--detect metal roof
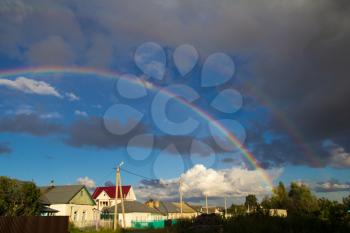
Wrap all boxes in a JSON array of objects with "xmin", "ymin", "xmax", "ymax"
[
  {"xmin": 103, "ymin": 201, "xmax": 162, "ymax": 214},
  {"xmin": 40, "ymin": 185, "xmax": 85, "ymax": 204}
]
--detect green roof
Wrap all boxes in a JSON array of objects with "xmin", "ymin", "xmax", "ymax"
[{"xmin": 40, "ymin": 185, "xmax": 86, "ymax": 204}]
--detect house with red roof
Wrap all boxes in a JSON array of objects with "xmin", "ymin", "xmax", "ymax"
[{"xmin": 92, "ymin": 186, "xmax": 137, "ymax": 210}]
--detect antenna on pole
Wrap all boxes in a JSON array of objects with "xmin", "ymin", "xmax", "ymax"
[
  {"xmin": 179, "ymin": 178, "xmax": 183, "ymax": 218},
  {"xmin": 205, "ymin": 194, "xmax": 209, "ymax": 214},
  {"xmin": 224, "ymin": 196, "xmax": 227, "ymax": 218}
]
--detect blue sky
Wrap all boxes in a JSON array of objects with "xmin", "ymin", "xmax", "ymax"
[{"xmin": 0, "ymin": 0, "xmax": 350, "ymax": 204}]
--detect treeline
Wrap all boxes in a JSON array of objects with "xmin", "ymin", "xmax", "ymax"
[
  {"xmin": 0, "ymin": 176, "xmax": 41, "ymax": 216},
  {"xmin": 174, "ymin": 182, "xmax": 350, "ymax": 233},
  {"xmin": 229, "ymin": 182, "xmax": 350, "ymax": 222}
]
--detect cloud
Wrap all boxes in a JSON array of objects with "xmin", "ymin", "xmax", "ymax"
[
  {"xmin": 315, "ymin": 179, "xmax": 350, "ymax": 193},
  {"xmin": 322, "ymin": 140, "xmax": 350, "ymax": 168},
  {"xmin": 135, "ymin": 164, "xmax": 282, "ymax": 201},
  {"xmin": 26, "ymin": 36, "xmax": 76, "ymax": 66},
  {"xmin": 0, "ymin": 114, "xmax": 62, "ymax": 136},
  {"xmin": 77, "ymin": 176, "xmax": 96, "ymax": 189},
  {"xmin": 1, "ymin": 0, "xmax": 349, "ymax": 169},
  {"xmin": 74, "ymin": 110, "xmax": 88, "ymax": 117},
  {"xmin": 5, "ymin": 105, "xmax": 61, "ymax": 119},
  {"xmin": 65, "ymin": 92, "xmax": 80, "ymax": 101},
  {"xmin": 40, "ymin": 112, "xmax": 62, "ymax": 119},
  {"xmin": 0, "ymin": 77, "xmax": 62, "ymax": 97},
  {"xmin": 0, "ymin": 142, "xmax": 12, "ymax": 155}
]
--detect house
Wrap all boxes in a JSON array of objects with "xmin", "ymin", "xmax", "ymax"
[
  {"xmin": 40, "ymin": 185, "xmax": 97, "ymax": 228},
  {"xmin": 269, "ymin": 209, "xmax": 287, "ymax": 217},
  {"xmin": 188, "ymin": 204, "xmax": 223, "ymax": 215},
  {"xmin": 102, "ymin": 201, "xmax": 165, "ymax": 228},
  {"xmin": 145, "ymin": 200, "xmax": 197, "ymax": 219},
  {"xmin": 201, "ymin": 206, "xmax": 223, "ymax": 215},
  {"xmin": 92, "ymin": 186, "xmax": 137, "ymax": 211}
]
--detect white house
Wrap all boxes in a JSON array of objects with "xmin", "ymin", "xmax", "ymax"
[
  {"xmin": 92, "ymin": 186, "xmax": 136, "ymax": 211},
  {"xmin": 40, "ymin": 185, "xmax": 97, "ymax": 228}
]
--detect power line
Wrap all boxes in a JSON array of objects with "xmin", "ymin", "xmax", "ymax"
[{"xmin": 120, "ymin": 167, "xmax": 155, "ymax": 181}]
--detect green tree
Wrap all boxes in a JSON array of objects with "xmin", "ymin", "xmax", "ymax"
[
  {"xmin": 228, "ymin": 204, "xmax": 246, "ymax": 217},
  {"xmin": 343, "ymin": 195, "xmax": 350, "ymax": 210},
  {"xmin": 0, "ymin": 176, "xmax": 40, "ymax": 216},
  {"xmin": 245, "ymin": 194, "xmax": 258, "ymax": 212},
  {"xmin": 288, "ymin": 182, "xmax": 319, "ymax": 216}
]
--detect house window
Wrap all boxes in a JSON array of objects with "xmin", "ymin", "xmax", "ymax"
[
  {"xmin": 82, "ymin": 211, "xmax": 86, "ymax": 222},
  {"xmin": 73, "ymin": 211, "xmax": 78, "ymax": 221}
]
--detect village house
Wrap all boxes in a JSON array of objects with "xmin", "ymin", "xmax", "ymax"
[
  {"xmin": 145, "ymin": 200, "xmax": 197, "ymax": 219},
  {"xmin": 101, "ymin": 201, "xmax": 165, "ymax": 228},
  {"xmin": 92, "ymin": 186, "xmax": 137, "ymax": 211},
  {"xmin": 40, "ymin": 185, "xmax": 97, "ymax": 228}
]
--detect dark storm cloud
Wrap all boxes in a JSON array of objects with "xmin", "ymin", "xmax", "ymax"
[
  {"xmin": 1, "ymin": 0, "xmax": 350, "ymax": 167},
  {"xmin": 315, "ymin": 179, "xmax": 350, "ymax": 193},
  {"xmin": 0, "ymin": 142, "xmax": 11, "ymax": 155},
  {"xmin": 64, "ymin": 116, "xmax": 227, "ymax": 156},
  {"xmin": 0, "ymin": 114, "xmax": 62, "ymax": 136}
]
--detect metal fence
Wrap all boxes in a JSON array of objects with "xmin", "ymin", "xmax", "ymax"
[{"xmin": 0, "ymin": 216, "xmax": 68, "ymax": 233}]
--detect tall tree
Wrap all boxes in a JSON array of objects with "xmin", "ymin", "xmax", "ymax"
[
  {"xmin": 343, "ymin": 195, "xmax": 350, "ymax": 210},
  {"xmin": 245, "ymin": 194, "xmax": 258, "ymax": 212},
  {"xmin": 0, "ymin": 176, "xmax": 40, "ymax": 216},
  {"xmin": 288, "ymin": 182, "xmax": 319, "ymax": 216}
]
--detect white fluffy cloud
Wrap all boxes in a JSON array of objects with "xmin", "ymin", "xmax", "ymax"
[
  {"xmin": 0, "ymin": 77, "xmax": 80, "ymax": 102},
  {"xmin": 323, "ymin": 141, "xmax": 350, "ymax": 168},
  {"xmin": 77, "ymin": 176, "xmax": 96, "ymax": 189},
  {"xmin": 65, "ymin": 92, "xmax": 80, "ymax": 101},
  {"xmin": 135, "ymin": 164, "xmax": 282, "ymax": 201},
  {"xmin": 0, "ymin": 77, "xmax": 62, "ymax": 97},
  {"xmin": 74, "ymin": 110, "xmax": 88, "ymax": 117}
]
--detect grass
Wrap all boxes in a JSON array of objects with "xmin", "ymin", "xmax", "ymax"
[{"xmin": 69, "ymin": 227, "xmax": 168, "ymax": 233}]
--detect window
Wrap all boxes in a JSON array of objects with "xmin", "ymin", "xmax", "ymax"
[
  {"xmin": 73, "ymin": 211, "xmax": 78, "ymax": 221},
  {"xmin": 82, "ymin": 211, "xmax": 86, "ymax": 222}
]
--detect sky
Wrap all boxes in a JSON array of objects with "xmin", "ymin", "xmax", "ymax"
[{"xmin": 0, "ymin": 0, "xmax": 350, "ymax": 205}]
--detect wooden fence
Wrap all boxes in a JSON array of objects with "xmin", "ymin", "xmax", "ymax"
[{"xmin": 0, "ymin": 216, "xmax": 68, "ymax": 233}]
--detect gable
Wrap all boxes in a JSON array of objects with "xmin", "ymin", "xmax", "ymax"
[
  {"xmin": 70, "ymin": 187, "xmax": 95, "ymax": 205},
  {"xmin": 96, "ymin": 190, "xmax": 111, "ymax": 200},
  {"xmin": 92, "ymin": 186, "xmax": 131, "ymax": 199}
]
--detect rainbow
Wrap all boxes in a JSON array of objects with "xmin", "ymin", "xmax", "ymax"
[
  {"xmin": 0, "ymin": 66, "xmax": 274, "ymax": 188},
  {"xmin": 242, "ymin": 82, "xmax": 321, "ymax": 167}
]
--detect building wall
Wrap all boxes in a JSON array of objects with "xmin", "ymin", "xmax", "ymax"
[
  {"xmin": 70, "ymin": 188, "xmax": 95, "ymax": 205},
  {"xmin": 116, "ymin": 213, "xmax": 165, "ymax": 228},
  {"xmin": 49, "ymin": 204, "xmax": 98, "ymax": 227},
  {"xmin": 95, "ymin": 188, "xmax": 137, "ymax": 211}
]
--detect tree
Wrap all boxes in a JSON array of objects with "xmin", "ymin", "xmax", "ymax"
[
  {"xmin": 343, "ymin": 195, "xmax": 350, "ymax": 210},
  {"xmin": 245, "ymin": 194, "xmax": 258, "ymax": 212},
  {"xmin": 228, "ymin": 204, "xmax": 246, "ymax": 217},
  {"xmin": 0, "ymin": 176, "xmax": 40, "ymax": 216},
  {"xmin": 288, "ymin": 182, "xmax": 319, "ymax": 216}
]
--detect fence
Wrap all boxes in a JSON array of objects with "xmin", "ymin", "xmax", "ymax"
[{"xmin": 0, "ymin": 216, "xmax": 68, "ymax": 233}]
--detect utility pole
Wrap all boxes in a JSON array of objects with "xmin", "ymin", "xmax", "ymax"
[
  {"xmin": 224, "ymin": 197, "xmax": 227, "ymax": 218},
  {"xmin": 113, "ymin": 167, "xmax": 118, "ymax": 230},
  {"xmin": 205, "ymin": 195, "xmax": 208, "ymax": 214},
  {"xmin": 113, "ymin": 162, "xmax": 126, "ymax": 230},
  {"xmin": 117, "ymin": 166, "xmax": 126, "ymax": 228},
  {"xmin": 179, "ymin": 179, "xmax": 183, "ymax": 218}
]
